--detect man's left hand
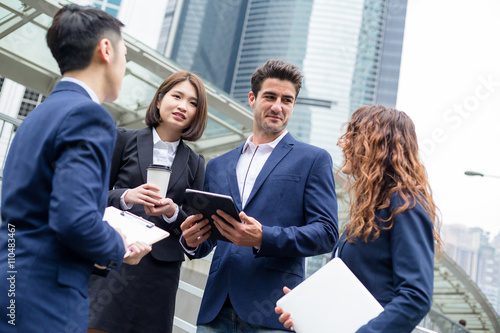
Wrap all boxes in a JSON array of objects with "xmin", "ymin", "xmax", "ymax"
[
  {"xmin": 213, "ymin": 210, "xmax": 263, "ymax": 247},
  {"xmin": 123, "ymin": 241, "xmax": 152, "ymax": 265}
]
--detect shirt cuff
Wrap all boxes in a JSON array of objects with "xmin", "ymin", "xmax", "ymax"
[
  {"xmin": 162, "ymin": 205, "xmax": 179, "ymax": 224},
  {"xmin": 120, "ymin": 190, "xmax": 133, "ymax": 210},
  {"xmin": 179, "ymin": 235, "xmax": 197, "ymax": 255}
]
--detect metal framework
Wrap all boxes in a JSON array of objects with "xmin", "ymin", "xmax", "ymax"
[
  {"xmin": 0, "ymin": 0, "xmax": 253, "ymax": 159},
  {"xmin": 432, "ymin": 253, "xmax": 500, "ymax": 332}
]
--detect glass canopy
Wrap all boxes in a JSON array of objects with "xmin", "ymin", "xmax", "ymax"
[
  {"xmin": 0, "ymin": 0, "xmax": 254, "ymax": 159},
  {"xmin": 431, "ymin": 253, "xmax": 500, "ymax": 333}
]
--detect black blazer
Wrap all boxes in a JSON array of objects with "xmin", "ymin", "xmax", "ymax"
[{"xmin": 108, "ymin": 127, "xmax": 205, "ymax": 262}]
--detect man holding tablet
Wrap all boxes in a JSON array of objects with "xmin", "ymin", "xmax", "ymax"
[{"xmin": 181, "ymin": 59, "xmax": 338, "ymax": 332}]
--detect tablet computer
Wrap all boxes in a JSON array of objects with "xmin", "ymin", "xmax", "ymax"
[{"xmin": 185, "ymin": 189, "xmax": 241, "ymax": 242}]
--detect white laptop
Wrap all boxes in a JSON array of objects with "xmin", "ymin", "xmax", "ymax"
[
  {"xmin": 276, "ymin": 258, "xmax": 436, "ymax": 333},
  {"xmin": 276, "ymin": 257, "xmax": 383, "ymax": 333}
]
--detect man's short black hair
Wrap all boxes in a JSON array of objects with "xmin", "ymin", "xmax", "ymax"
[
  {"xmin": 251, "ymin": 59, "xmax": 303, "ymax": 98},
  {"xmin": 46, "ymin": 4, "xmax": 124, "ymax": 75}
]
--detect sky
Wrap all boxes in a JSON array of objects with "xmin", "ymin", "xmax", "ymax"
[{"xmin": 397, "ymin": 0, "xmax": 500, "ymax": 237}]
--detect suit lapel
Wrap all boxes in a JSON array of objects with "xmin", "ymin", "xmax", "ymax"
[
  {"xmin": 136, "ymin": 127, "xmax": 153, "ymax": 184},
  {"xmin": 227, "ymin": 145, "xmax": 244, "ymax": 211},
  {"xmin": 169, "ymin": 139, "xmax": 189, "ymax": 192},
  {"xmin": 245, "ymin": 133, "xmax": 294, "ymax": 206}
]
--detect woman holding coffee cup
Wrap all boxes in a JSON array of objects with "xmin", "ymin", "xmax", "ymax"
[{"xmin": 88, "ymin": 71, "xmax": 208, "ymax": 333}]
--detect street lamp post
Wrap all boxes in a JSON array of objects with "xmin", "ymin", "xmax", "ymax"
[{"xmin": 464, "ymin": 170, "xmax": 500, "ymax": 179}]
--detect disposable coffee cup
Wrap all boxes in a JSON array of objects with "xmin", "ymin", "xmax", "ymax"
[{"xmin": 147, "ymin": 164, "xmax": 172, "ymax": 198}]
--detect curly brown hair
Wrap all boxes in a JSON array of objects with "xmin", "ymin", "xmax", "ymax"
[{"xmin": 338, "ymin": 105, "xmax": 442, "ymax": 254}]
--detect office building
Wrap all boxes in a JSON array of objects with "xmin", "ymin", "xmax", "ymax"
[
  {"xmin": 161, "ymin": 0, "xmax": 408, "ymax": 164},
  {"xmin": 443, "ymin": 224, "xmax": 500, "ymax": 315}
]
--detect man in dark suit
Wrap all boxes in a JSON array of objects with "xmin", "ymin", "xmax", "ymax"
[
  {"xmin": 181, "ymin": 59, "xmax": 339, "ymax": 331},
  {"xmin": 0, "ymin": 4, "xmax": 149, "ymax": 332}
]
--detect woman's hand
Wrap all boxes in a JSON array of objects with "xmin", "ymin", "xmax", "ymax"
[
  {"xmin": 124, "ymin": 184, "xmax": 163, "ymax": 207},
  {"xmin": 144, "ymin": 198, "xmax": 177, "ymax": 217},
  {"xmin": 275, "ymin": 286, "xmax": 294, "ymax": 331}
]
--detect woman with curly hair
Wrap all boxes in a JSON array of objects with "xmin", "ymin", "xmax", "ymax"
[{"xmin": 277, "ymin": 105, "xmax": 442, "ymax": 332}]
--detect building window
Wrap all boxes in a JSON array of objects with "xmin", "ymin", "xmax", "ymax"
[
  {"xmin": 93, "ymin": 0, "xmax": 121, "ymax": 17},
  {"xmin": 18, "ymin": 88, "xmax": 45, "ymax": 119},
  {"xmin": 0, "ymin": 76, "xmax": 4, "ymax": 94}
]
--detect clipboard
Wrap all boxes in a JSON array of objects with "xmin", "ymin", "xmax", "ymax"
[
  {"xmin": 103, "ymin": 206, "xmax": 169, "ymax": 247},
  {"xmin": 184, "ymin": 189, "xmax": 241, "ymax": 242}
]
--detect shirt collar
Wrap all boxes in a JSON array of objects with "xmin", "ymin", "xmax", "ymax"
[
  {"xmin": 60, "ymin": 77, "xmax": 100, "ymax": 104},
  {"xmin": 242, "ymin": 130, "xmax": 288, "ymax": 153},
  {"xmin": 152, "ymin": 127, "xmax": 180, "ymax": 149}
]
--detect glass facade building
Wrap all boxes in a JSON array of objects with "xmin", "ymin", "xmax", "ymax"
[
  {"xmin": 161, "ymin": 0, "xmax": 407, "ymax": 166},
  {"xmin": 298, "ymin": 0, "xmax": 364, "ymax": 163},
  {"xmin": 156, "ymin": 0, "xmax": 178, "ymax": 55},
  {"xmin": 229, "ymin": 0, "xmax": 315, "ymax": 146},
  {"xmin": 93, "ymin": 0, "xmax": 122, "ymax": 17},
  {"xmin": 159, "ymin": 0, "xmax": 251, "ymax": 139},
  {"xmin": 229, "ymin": 0, "xmax": 312, "ymax": 100},
  {"xmin": 349, "ymin": 0, "xmax": 408, "ymax": 115},
  {"xmin": 163, "ymin": 0, "xmax": 248, "ymax": 93}
]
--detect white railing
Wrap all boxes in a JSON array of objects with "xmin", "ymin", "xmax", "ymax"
[{"xmin": 0, "ymin": 112, "xmax": 21, "ymax": 179}]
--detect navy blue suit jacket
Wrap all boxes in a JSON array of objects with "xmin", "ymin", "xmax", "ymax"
[
  {"xmin": 193, "ymin": 133, "xmax": 338, "ymax": 330},
  {"xmin": 0, "ymin": 82, "xmax": 125, "ymax": 332},
  {"xmin": 336, "ymin": 193, "xmax": 434, "ymax": 333}
]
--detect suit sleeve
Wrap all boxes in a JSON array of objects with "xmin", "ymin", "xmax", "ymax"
[
  {"xmin": 49, "ymin": 104, "xmax": 125, "ymax": 267},
  {"xmin": 168, "ymin": 153, "xmax": 206, "ymax": 238},
  {"xmin": 189, "ymin": 158, "xmax": 218, "ymax": 259},
  {"xmin": 109, "ymin": 127, "xmax": 127, "ymax": 191},
  {"xmin": 257, "ymin": 150, "xmax": 338, "ymax": 257},
  {"xmin": 356, "ymin": 202, "xmax": 434, "ymax": 333},
  {"xmin": 108, "ymin": 127, "xmax": 128, "ymax": 207}
]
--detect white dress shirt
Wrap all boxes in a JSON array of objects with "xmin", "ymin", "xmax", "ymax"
[
  {"xmin": 120, "ymin": 128, "xmax": 180, "ymax": 223},
  {"xmin": 181, "ymin": 130, "xmax": 288, "ymax": 254},
  {"xmin": 236, "ymin": 130, "xmax": 288, "ymax": 208},
  {"xmin": 60, "ymin": 77, "xmax": 100, "ymax": 104},
  {"xmin": 152, "ymin": 127, "xmax": 179, "ymax": 167}
]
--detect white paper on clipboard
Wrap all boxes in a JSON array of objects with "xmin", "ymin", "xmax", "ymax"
[{"xmin": 103, "ymin": 206, "xmax": 169, "ymax": 246}]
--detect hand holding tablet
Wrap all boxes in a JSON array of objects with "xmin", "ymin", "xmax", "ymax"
[{"xmin": 185, "ymin": 189, "xmax": 241, "ymax": 242}]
